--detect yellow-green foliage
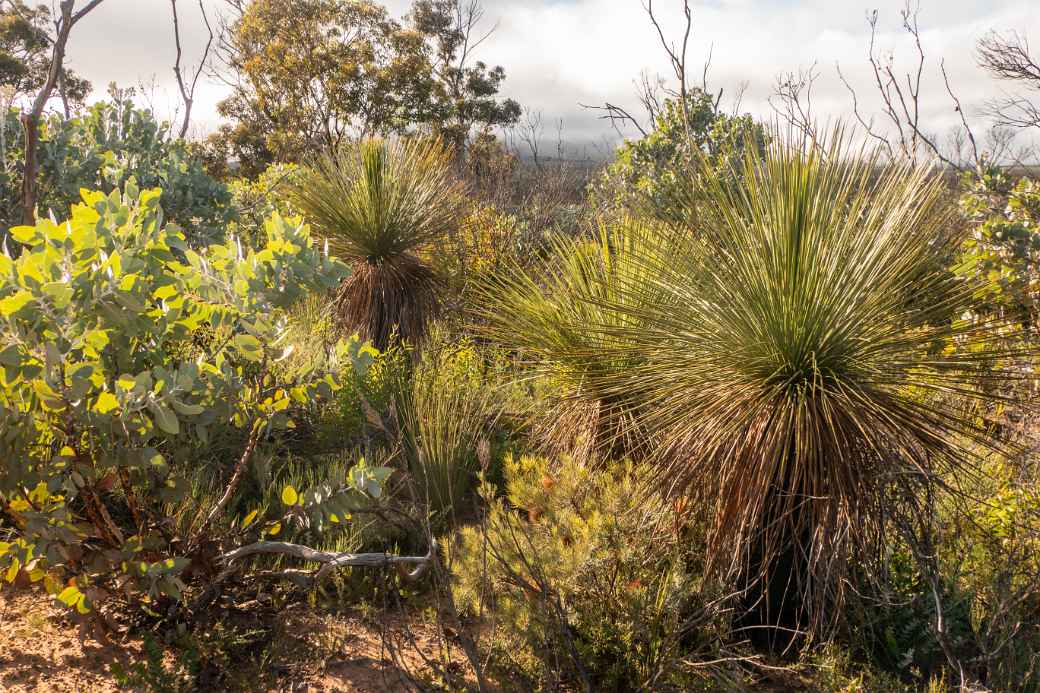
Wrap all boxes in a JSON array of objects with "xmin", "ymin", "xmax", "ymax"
[
  {"xmin": 441, "ymin": 203, "xmax": 525, "ymax": 277},
  {"xmin": 397, "ymin": 335, "xmax": 500, "ymax": 523},
  {"xmin": 334, "ymin": 338, "xmax": 407, "ymax": 442},
  {"xmin": 0, "ymin": 183, "xmax": 391, "ymax": 616},
  {"xmin": 478, "ymin": 217, "xmax": 674, "ymax": 460},
  {"xmin": 227, "ymin": 163, "xmax": 301, "ymax": 246},
  {"xmin": 452, "ymin": 453, "xmax": 735, "ymax": 691},
  {"xmin": 942, "ymin": 457, "xmax": 1040, "ymax": 690}
]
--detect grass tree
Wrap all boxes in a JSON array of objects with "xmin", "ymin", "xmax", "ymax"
[
  {"xmin": 586, "ymin": 132, "xmax": 1031, "ymax": 644},
  {"xmin": 479, "ymin": 218, "xmax": 674, "ymax": 461},
  {"xmin": 291, "ymin": 138, "xmax": 465, "ymax": 349}
]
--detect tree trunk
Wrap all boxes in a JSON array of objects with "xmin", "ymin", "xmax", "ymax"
[
  {"xmin": 19, "ymin": 0, "xmax": 107, "ymax": 224},
  {"xmin": 738, "ymin": 450, "xmax": 815, "ymax": 655},
  {"xmin": 19, "ymin": 112, "xmax": 40, "ymax": 225}
]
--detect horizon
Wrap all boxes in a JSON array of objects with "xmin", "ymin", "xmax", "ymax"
[{"xmin": 55, "ymin": 0, "xmax": 1039, "ymax": 160}]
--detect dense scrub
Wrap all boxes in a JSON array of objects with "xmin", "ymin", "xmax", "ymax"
[{"xmin": 1, "ymin": 29, "xmax": 1040, "ymax": 690}]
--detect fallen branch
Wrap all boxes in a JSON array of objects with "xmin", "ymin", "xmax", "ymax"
[{"xmin": 220, "ymin": 540, "xmax": 437, "ymax": 584}]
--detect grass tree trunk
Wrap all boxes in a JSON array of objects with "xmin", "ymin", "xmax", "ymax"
[{"xmin": 739, "ymin": 448, "xmax": 815, "ymax": 655}]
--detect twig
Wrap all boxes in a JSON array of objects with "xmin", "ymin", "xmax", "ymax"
[{"xmin": 170, "ymin": 0, "xmax": 215, "ymax": 139}]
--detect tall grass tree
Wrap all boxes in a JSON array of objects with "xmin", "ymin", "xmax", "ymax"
[
  {"xmin": 291, "ymin": 138, "xmax": 465, "ymax": 349},
  {"xmin": 589, "ymin": 131, "xmax": 1033, "ymax": 642}
]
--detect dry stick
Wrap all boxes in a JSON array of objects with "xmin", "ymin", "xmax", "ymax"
[
  {"xmin": 118, "ymin": 468, "xmax": 144, "ymax": 535},
  {"xmin": 190, "ymin": 419, "xmax": 263, "ymax": 547},
  {"xmin": 66, "ymin": 432, "xmax": 124, "ymax": 546},
  {"xmin": 941, "ymin": 58, "xmax": 981, "ymax": 169},
  {"xmin": 647, "ymin": 0, "xmax": 693, "ymax": 141},
  {"xmin": 192, "ymin": 540, "xmax": 436, "ymax": 618},
  {"xmin": 170, "ymin": 0, "xmax": 214, "ymax": 140}
]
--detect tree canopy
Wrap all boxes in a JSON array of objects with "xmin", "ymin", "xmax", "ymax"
[
  {"xmin": 209, "ymin": 0, "xmax": 519, "ymax": 176},
  {"xmin": 0, "ymin": 1, "xmax": 90, "ymax": 111}
]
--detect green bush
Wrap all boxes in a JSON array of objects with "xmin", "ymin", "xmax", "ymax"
[
  {"xmin": 226, "ymin": 162, "xmax": 301, "ymax": 247},
  {"xmin": 0, "ymin": 182, "xmax": 392, "ymax": 617},
  {"xmin": 333, "ymin": 337, "xmax": 409, "ymax": 445},
  {"xmin": 0, "ymin": 88, "xmax": 231, "ymax": 243},
  {"xmin": 452, "ymin": 453, "xmax": 738, "ymax": 691},
  {"xmin": 590, "ymin": 91, "xmax": 766, "ymax": 222},
  {"xmin": 957, "ymin": 166, "xmax": 1040, "ymax": 331},
  {"xmin": 939, "ymin": 457, "xmax": 1040, "ymax": 690},
  {"xmin": 844, "ymin": 547, "xmax": 975, "ymax": 684}
]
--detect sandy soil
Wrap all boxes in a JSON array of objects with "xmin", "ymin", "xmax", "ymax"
[
  {"xmin": 0, "ymin": 587, "xmax": 483, "ymax": 692},
  {"xmin": 0, "ymin": 588, "xmax": 130, "ymax": 692}
]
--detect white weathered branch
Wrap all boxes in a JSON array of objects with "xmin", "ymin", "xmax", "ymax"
[{"xmin": 221, "ymin": 540, "xmax": 437, "ymax": 583}]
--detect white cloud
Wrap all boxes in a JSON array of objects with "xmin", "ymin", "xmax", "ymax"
[{"xmin": 62, "ymin": 0, "xmax": 1039, "ymax": 152}]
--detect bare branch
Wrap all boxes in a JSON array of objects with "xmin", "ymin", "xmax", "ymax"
[
  {"xmin": 170, "ymin": 0, "xmax": 215, "ymax": 140},
  {"xmin": 837, "ymin": 61, "xmax": 895, "ymax": 159},
  {"xmin": 579, "ymin": 102, "xmax": 648, "ymax": 139},
  {"xmin": 940, "ymin": 58, "xmax": 980, "ymax": 168},
  {"xmin": 515, "ymin": 108, "xmax": 544, "ymax": 168},
  {"xmin": 977, "ymin": 30, "xmax": 1040, "ymax": 132},
  {"xmin": 646, "ymin": 0, "xmax": 693, "ymax": 140},
  {"xmin": 837, "ymin": 2, "xmax": 977, "ymax": 170},
  {"xmin": 221, "ymin": 540, "xmax": 437, "ymax": 584},
  {"xmin": 192, "ymin": 398, "xmax": 267, "ymax": 548},
  {"xmin": 978, "ymin": 31, "xmax": 1040, "ymax": 85},
  {"xmin": 770, "ymin": 62, "xmax": 820, "ymax": 145},
  {"xmin": 70, "ymin": 0, "xmax": 105, "ymax": 25}
]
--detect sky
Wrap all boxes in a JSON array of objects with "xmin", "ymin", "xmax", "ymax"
[{"xmin": 63, "ymin": 0, "xmax": 1039, "ymax": 158}]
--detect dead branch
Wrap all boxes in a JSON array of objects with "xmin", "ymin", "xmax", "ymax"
[
  {"xmin": 978, "ymin": 31, "xmax": 1040, "ymax": 85},
  {"xmin": 170, "ymin": 0, "xmax": 215, "ymax": 140},
  {"xmin": 581, "ymin": 0, "xmax": 700, "ymax": 140},
  {"xmin": 646, "ymin": 0, "xmax": 693, "ymax": 140},
  {"xmin": 221, "ymin": 540, "xmax": 437, "ymax": 584},
  {"xmin": 515, "ymin": 108, "xmax": 544, "ymax": 168},
  {"xmin": 977, "ymin": 31, "xmax": 1040, "ymax": 131},
  {"xmin": 191, "ymin": 410, "xmax": 266, "ymax": 545},
  {"xmin": 837, "ymin": 2, "xmax": 978, "ymax": 170},
  {"xmin": 578, "ymin": 102, "xmax": 648, "ymax": 139},
  {"xmin": 940, "ymin": 58, "xmax": 980, "ymax": 168},
  {"xmin": 770, "ymin": 62, "xmax": 821, "ymax": 145}
]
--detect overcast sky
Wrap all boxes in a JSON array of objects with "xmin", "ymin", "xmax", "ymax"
[{"xmin": 63, "ymin": 0, "xmax": 1039, "ymax": 157}]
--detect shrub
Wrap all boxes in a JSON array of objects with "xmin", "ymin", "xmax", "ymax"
[
  {"xmin": 432, "ymin": 201, "xmax": 527, "ymax": 310},
  {"xmin": 337, "ymin": 344, "xmax": 408, "ymax": 446},
  {"xmin": 394, "ymin": 335, "xmax": 499, "ymax": 525},
  {"xmin": 225, "ymin": 162, "xmax": 301, "ymax": 248},
  {"xmin": 0, "ymin": 183, "xmax": 399, "ymax": 620},
  {"xmin": 452, "ymin": 453, "xmax": 739, "ymax": 691},
  {"xmin": 590, "ymin": 90, "xmax": 766, "ymax": 222},
  {"xmin": 290, "ymin": 137, "xmax": 465, "ymax": 349},
  {"xmin": 843, "ymin": 545, "xmax": 976, "ymax": 684},
  {"xmin": 958, "ymin": 165, "xmax": 1040, "ymax": 331},
  {"xmin": 938, "ymin": 455, "xmax": 1040, "ymax": 690},
  {"xmin": 0, "ymin": 87, "xmax": 232, "ymax": 242}
]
